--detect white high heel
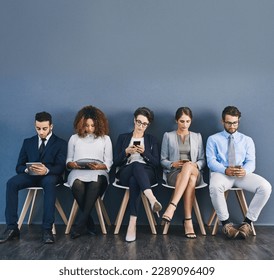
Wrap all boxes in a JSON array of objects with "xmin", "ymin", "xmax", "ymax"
[
  {"xmin": 151, "ymin": 201, "xmax": 162, "ymax": 217},
  {"xmin": 125, "ymin": 226, "xmax": 136, "ymax": 242}
]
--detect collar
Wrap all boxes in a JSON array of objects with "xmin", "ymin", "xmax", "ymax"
[
  {"xmin": 222, "ymin": 130, "xmax": 239, "ymax": 140},
  {"xmin": 39, "ymin": 132, "xmax": 52, "ymax": 143}
]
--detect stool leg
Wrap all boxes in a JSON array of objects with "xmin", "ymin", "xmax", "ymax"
[
  {"xmin": 162, "ymin": 220, "xmax": 170, "ymax": 235},
  {"xmin": 55, "ymin": 198, "xmax": 68, "ymax": 225},
  {"xmin": 114, "ymin": 190, "xmax": 129, "ymax": 234},
  {"xmin": 65, "ymin": 200, "xmax": 79, "ymax": 234},
  {"xmin": 27, "ymin": 189, "xmax": 38, "ymax": 225},
  {"xmin": 18, "ymin": 189, "xmax": 35, "ymax": 229},
  {"xmin": 95, "ymin": 199, "xmax": 107, "ymax": 234},
  {"xmin": 193, "ymin": 196, "xmax": 206, "ymax": 235},
  {"xmin": 52, "ymin": 224, "xmax": 56, "ymax": 235},
  {"xmin": 211, "ymin": 216, "xmax": 220, "ymax": 235},
  {"xmin": 99, "ymin": 198, "xmax": 111, "ymax": 226},
  {"xmin": 141, "ymin": 194, "xmax": 157, "ymax": 234},
  {"xmin": 207, "ymin": 209, "xmax": 217, "ymax": 226},
  {"xmin": 211, "ymin": 191, "xmax": 229, "ymax": 235}
]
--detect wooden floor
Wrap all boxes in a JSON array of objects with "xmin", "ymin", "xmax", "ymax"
[{"xmin": 0, "ymin": 224, "xmax": 274, "ymax": 260}]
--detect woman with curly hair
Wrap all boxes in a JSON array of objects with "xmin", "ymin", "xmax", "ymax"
[{"xmin": 66, "ymin": 105, "xmax": 113, "ymax": 239}]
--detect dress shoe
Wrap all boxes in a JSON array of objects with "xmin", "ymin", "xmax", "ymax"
[
  {"xmin": 87, "ymin": 226, "xmax": 97, "ymax": 236},
  {"xmin": 87, "ymin": 217, "xmax": 97, "ymax": 236},
  {"xmin": 184, "ymin": 218, "xmax": 197, "ymax": 239},
  {"xmin": 70, "ymin": 230, "xmax": 81, "ymax": 239},
  {"xmin": 42, "ymin": 230, "xmax": 55, "ymax": 244},
  {"xmin": 125, "ymin": 226, "xmax": 136, "ymax": 242},
  {"xmin": 162, "ymin": 202, "xmax": 177, "ymax": 223},
  {"xmin": 151, "ymin": 200, "xmax": 162, "ymax": 218},
  {"xmin": 222, "ymin": 223, "xmax": 239, "ymax": 239},
  {"xmin": 70, "ymin": 225, "xmax": 86, "ymax": 239},
  {"xmin": 238, "ymin": 222, "xmax": 252, "ymax": 239},
  {"xmin": 0, "ymin": 228, "xmax": 20, "ymax": 244},
  {"xmin": 152, "ymin": 200, "xmax": 162, "ymax": 213}
]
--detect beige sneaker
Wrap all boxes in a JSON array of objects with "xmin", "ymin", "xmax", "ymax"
[
  {"xmin": 222, "ymin": 223, "xmax": 239, "ymax": 238},
  {"xmin": 238, "ymin": 222, "xmax": 252, "ymax": 239}
]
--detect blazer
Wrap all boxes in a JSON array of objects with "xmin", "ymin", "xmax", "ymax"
[
  {"xmin": 161, "ymin": 130, "xmax": 206, "ymax": 173},
  {"xmin": 16, "ymin": 133, "xmax": 67, "ymax": 176},
  {"xmin": 110, "ymin": 132, "xmax": 160, "ymax": 183}
]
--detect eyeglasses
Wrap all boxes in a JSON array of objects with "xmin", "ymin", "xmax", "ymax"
[
  {"xmin": 224, "ymin": 121, "xmax": 239, "ymax": 127},
  {"xmin": 135, "ymin": 119, "xmax": 149, "ymax": 128}
]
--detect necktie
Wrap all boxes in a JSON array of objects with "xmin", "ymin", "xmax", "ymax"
[
  {"xmin": 39, "ymin": 138, "xmax": 46, "ymax": 158},
  {"xmin": 228, "ymin": 135, "xmax": 236, "ymax": 167}
]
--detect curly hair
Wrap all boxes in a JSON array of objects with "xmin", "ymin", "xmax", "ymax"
[{"xmin": 73, "ymin": 105, "xmax": 109, "ymax": 137}]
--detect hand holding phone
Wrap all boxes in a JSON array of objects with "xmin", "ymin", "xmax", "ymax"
[{"xmin": 133, "ymin": 141, "xmax": 141, "ymax": 146}]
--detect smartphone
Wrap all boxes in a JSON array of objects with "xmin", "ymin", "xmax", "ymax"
[
  {"xmin": 133, "ymin": 141, "xmax": 141, "ymax": 146},
  {"xmin": 181, "ymin": 159, "xmax": 190, "ymax": 163},
  {"xmin": 234, "ymin": 165, "xmax": 242, "ymax": 169}
]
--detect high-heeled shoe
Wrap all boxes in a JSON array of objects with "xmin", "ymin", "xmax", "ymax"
[
  {"xmin": 162, "ymin": 202, "xmax": 177, "ymax": 223},
  {"xmin": 125, "ymin": 226, "xmax": 136, "ymax": 242},
  {"xmin": 151, "ymin": 200, "xmax": 162, "ymax": 217},
  {"xmin": 184, "ymin": 217, "xmax": 196, "ymax": 239}
]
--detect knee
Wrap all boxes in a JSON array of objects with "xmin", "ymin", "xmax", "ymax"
[
  {"xmin": 188, "ymin": 175, "xmax": 197, "ymax": 188},
  {"xmin": 129, "ymin": 176, "xmax": 138, "ymax": 188},
  {"xmin": 260, "ymin": 180, "xmax": 272, "ymax": 197},
  {"xmin": 132, "ymin": 162, "xmax": 144, "ymax": 174},
  {"xmin": 181, "ymin": 164, "xmax": 192, "ymax": 175},
  {"xmin": 41, "ymin": 175, "xmax": 59, "ymax": 187},
  {"xmin": 209, "ymin": 183, "xmax": 223, "ymax": 198},
  {"xmin": 6, "ymin": 176, "xmax": 19, "ymax": 191}
]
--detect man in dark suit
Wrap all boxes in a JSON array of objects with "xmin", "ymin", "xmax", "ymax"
[{"xmin": 0, "ymin": 112, "xmax": 67, "ymax": 244}]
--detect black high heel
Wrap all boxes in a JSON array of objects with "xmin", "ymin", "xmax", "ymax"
[
  {"xmin": 162, "ymin": 202, "xmax": 177, "ymax": 223},
  {"xmin": 184, "ymin": 217, "xmax": 196, "ymax": 239}
]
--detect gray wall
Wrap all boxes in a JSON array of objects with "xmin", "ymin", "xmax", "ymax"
[{"xmin": 0, "ymin": 0, "xmax": 273, "ymax": 226}]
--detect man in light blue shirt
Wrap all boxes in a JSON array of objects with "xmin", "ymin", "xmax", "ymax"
[{"xmin": 206, "ymin": 106, "xmax": 271, "ymax": 239}]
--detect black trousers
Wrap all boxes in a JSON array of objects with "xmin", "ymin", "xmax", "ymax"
[
  {"xmin": 6, "ymin": 173, "xmax": 61, "ymax": 231},
  {"xmin": 118, "ymin": 162, "xmax": 156, "ymax": 216}
]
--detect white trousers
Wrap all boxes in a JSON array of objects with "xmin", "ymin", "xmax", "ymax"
[{"xmin": 209, "ymin": 172, "xmax": 272, "ymax": 222}]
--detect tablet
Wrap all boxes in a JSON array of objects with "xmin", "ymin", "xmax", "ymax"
[
  {"xmin": 76, "ymin": 159, "xmax": 103, "ymax": 169},
  {"xmin": 26, "ymin": 162, "xmax": 43, "ymax": 175}
]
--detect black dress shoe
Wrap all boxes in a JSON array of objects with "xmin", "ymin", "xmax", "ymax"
[
  {"xmin": 70, "ymin": 224, "xmax": 86, "ymax": 239},
  {"xmin": 42, "ymin": 230, "xmax": 55, "ymax": 244},
  {"xmin": 0, "ymin": 228, "xmax": 20, "ymax": 244},
  {"xmin": 87, "ymin": 227, "xmax": 97, "ymax": 236},
  {"xmin": 87, "ymin": 216, "xmax": 97, "ymax": 236},
  {"xmin": 70, "ymin": 230, "xmax": 81, "ymax": 239}
]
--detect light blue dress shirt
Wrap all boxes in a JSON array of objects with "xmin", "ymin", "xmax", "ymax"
[{"xmin": 206, "ymin": 130, "xmax": 255, "ymax": 174}]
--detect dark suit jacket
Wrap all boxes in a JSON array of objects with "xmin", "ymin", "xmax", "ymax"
[
  {"xmin": 16, "ymin": 133, "xmax": 67, "ymax": 176},
  {"xmin": 110, "ymin": 131, "xmax": 161, "ymax": 183}
]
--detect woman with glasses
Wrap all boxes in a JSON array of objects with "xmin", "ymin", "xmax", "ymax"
[
  {"xmin": 112, "ymin": 107, "xmax": 162, "ymax": 242},
  {"xmin": 66, "ymin": 105, "xmax": 113, "ymax": 239},
  {"xmin": 161, "ymin": 107, "xmax": 206, "ymax": 238}
]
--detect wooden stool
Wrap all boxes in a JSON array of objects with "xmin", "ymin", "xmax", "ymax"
[
  {"xmin": 65, "ymin": 195, "xmax": 111, "ymax": 235},
  {"xmin": 162, "ymin": 175, "xmax": 207, "ymax": 235},
  {"xmin": 113, "ymin": 179, "xmax": 158, "ymax": 235},
  {"xmin": 207, "ymin": 187, "xmax": 256, "ymax": 235},
  {"xmin": 18, "ymin": 186, "xmax": 68, "ymax": 235}
]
